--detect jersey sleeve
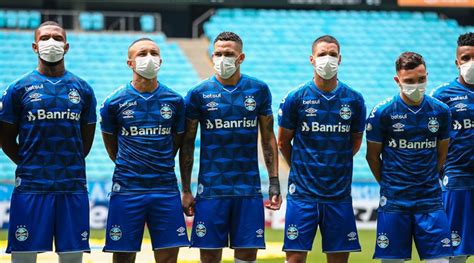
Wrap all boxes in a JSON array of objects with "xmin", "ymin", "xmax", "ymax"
[
  {"xmin": 185, "ymin": 89, "xmax": 201, "ymax": 120},
  {"xmin": 278, "ymin": 91, "xmax": 298, "ymax": 130},
  {"xmin": 438, "ymin": 105, "xmax": 452, "ymax": 140},
  {"xmin": 351, "ymin": 94, "xmax": 367, "ymax": 133},
  {"xmin": 366, "ymin": 105, "xmax": 385, "ymax": 143},
  {"xmin": 0, "ymin": 84, "xmax": 21, "ymax": 124},
  {"xmin": 81, "ymin": 84, "xmax": 97, "ymax": 124},
  {"xmin": 258, "ymin": 84, "xmax": 273, "ymax": 116},
  {"xmin": 173, "ymin": 96, "xmax": 186, "ymax": 134},
  {"xmin": 99, "ymin": 98, "xmax": 118, "ymax": 135}
]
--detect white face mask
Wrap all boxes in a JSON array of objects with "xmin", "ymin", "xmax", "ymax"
[
  {"xmin": 134, "ymin": 55, "xmax": 161, "ymax": 79},
  {"xmin": 401, "ymin": 82, "xmax": 427, "ymax": 102},
  {"xmin": 213, "ymin": 56, "xmax": 238, "ymax": 79},
  {"xmin": 314, "ymin": 55, "xmax": 339, "ymax": 80},
  {"xmin": 460, "ymin": 61, "xmax": 474, "ymax": 84},
  {"xmin": 37, "ymin": 38, "xmax": 65, "ymax": 63}
]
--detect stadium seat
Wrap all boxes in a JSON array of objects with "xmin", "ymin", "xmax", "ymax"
[
  {"xmin": 91, "ymin": 12, "xmax": 104, "ymax": 31},
  {"xmin": 6, "ymin": 10, "xmax": 18, "ymax": 28},
  {"xmin": 17, "ymin": 10, "xmax": 30, "ymax": 29},
  {"xmin": 0, "ymin": 10, "xmax": 6, "ymax": 28},
  {"xmin": 29, "ymin": 10, "xmax": 41, "ymax": 28},
  {"xmin": 140, "ymin": 15, "xmax": 155, "ymax": 32},
  {"xmin": 79, "ymin": 12, "xmax": 93, "ymax": 31}
]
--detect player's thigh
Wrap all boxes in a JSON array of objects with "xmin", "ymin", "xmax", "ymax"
[
  {"xmin": 191, "ymin": 198, "xmax": 232, "ymax": 249},
  {"xmin": 200, "ymin": 249, "xmax": 223, "ymax": 263},
  {"xmin": 234, "ymin": 248, "xmax": 258, "ymax": 261},
  {"xmin": 153, "ymin": 247, "xmax": 179, "ymax": 263},
  {"xmin": 326, "ymin": 252, "xmax": 350, "ymax": 263},
  {"xmin": 104, "ymin": 194, "xmax": 147, "ymax": 252},
  {"xmin": 283, "ymin": 197, "xmax": 319, "ymax": 252},
  {"xmin": 320, "ymin": 201, "xmax": 361, "ymax": 253},
  {"xmin": 443, "ymin": 189, "xmax": 474, "ymax": 256},
  {"xmin": 112, "ymin": 252, "xmax": 136, "ymax": 263},
  {"xmin": 286, "ymin": 251, "xmax": 308, "ymax": 263},
  {"xmin": 55, "ymin": 193, "xmax": 90, "ymax": 253},
  {"xmin": 373, "ymin": 211, "xmax": 413, "ymax": 260},
  {"xmin": 413, "ymin": 210, "xmax": 453, "ymax": 260},
  {"xmin": 229, "ymin": 197, "xmax": 265, "ymax": 249},
  {"xmin": 7, "ymin": 193, "xmax": 55, "ymax": 253},
  {"xmin": 146, "ymin": 193, "xmax": 189, "ymax": 250}
]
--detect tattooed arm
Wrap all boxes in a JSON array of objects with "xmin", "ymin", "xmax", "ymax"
[
  {"xmin": 258, "ymin": 115, "xmax": 282, "ymax": 210},
  {"xmin": 179, "ymin": 118, "xmax": 198, "ymax": 216}
]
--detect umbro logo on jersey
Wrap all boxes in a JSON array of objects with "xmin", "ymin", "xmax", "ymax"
[
  {"xmin": 301, "ymin": 121, "xmax": 350, "ymax": 133},
  {"xmin": 206, "ymin": 101, "xmax": 219, "ymax": 111},
  {"xmin": 305, "ymin": 107, "xmax": 317, "ymax": 116},
  {"xmin": 454, "ymin": 103, "xmax": 467, "ymax": 112},
  {"xmin": 27, "ymin": 109, "xmax": 81, "ymax": 122},
  {"xmin": 441, "ymin": 238, "xmax": 451, "ymax": 247},
  {"xmin": 122, "ymin": 109, "xmax": 134, "ymax": 119},
  {"xmin": 29, "ymin": 92, "xmax": 42, "ymax": 102},
  {"xmin": 387, "ymin": 138, "xmax": 437, "ymax": 149},
  {"xmin": 177, "ymin": 227, "xmax": 186, "ymax": 236},
  {"xmin": 347, "ymin": 232, "xmax": 357, "ymax": 241},
  {"xmin": 392, "ymin": 122, "xmax": 405, "ymax": 132},
  {"xmin": 81, "ymin": 231, "xmax": 88, "ymax": 241},
  {"xmin": 256, "ymin": 229, "xmax": 264, "ymax": 238},
  {"xmin": 453, "ymin": 119, "xmax": 473, "ymax": 130}
]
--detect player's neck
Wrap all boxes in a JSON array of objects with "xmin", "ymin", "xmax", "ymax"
[
  {"xmin": 400, "ymin": 92, "xmax": 423, "ymax": 106},
  {"xmin": 458, "ymin": 75, "xmax": 474, "ymax": 89},
  {"xmin": 314, "ymin": 75, "xmax": 337, "ymax": 92},
  {"xmin": 131, "ymin": 76, "xmax": 158, "ymax": 93},
  {"xmin": 215, "ymin": 71, "xmax": 241, "ymax": 86},
  {"xmin": 37, "ymin": 61, "xmax": 66, "ymax": 78}
]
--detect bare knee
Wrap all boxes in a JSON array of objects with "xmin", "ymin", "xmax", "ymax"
[
  {"xmin": 326, "ymin": 252, "xmax": 349, "ymax": 263},
  {"xmin": 234, "ymin": 248, "xmax": 258, "ymax": 261},
  {"xmin": 154, "ymin": 248, "xmax": 179, "ymax": 263},
  {"xmin": 286, "ymin": 251, "xmax": 308, "ymax": 263},
  {"xmin": 200, "ymin": 249, "xmax": 223, "ymax": 263},
  {"xmin": 113, "ymin": 252, "xmax": 136, "ymax": 263}
]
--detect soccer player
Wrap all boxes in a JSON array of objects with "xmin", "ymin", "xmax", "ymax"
[
  {"xmin": 180, "ymin": 31, "xmax": 281, "ymax": 263},
  {"xmin": 278, "ymin": 35, "xmax": 365, "ymax": 263},
  {"xmin": 0, "ymin": 21, "xmax": 96, "ymax": 263},
  {"xmin": 366, "ymin": 52, "xmax": 453, "ymax": 263},
  {"xmin": 430, "ymin": 32, "xmax": 474, "ymax": 263},
  {"xmin": 100, "ymin": 38, "xmax": 189, "ymax": 263}
]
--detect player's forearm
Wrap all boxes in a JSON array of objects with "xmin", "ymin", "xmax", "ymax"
[
  {"xmin": 102, "ymin": 133, "xmax": 118, "ymax": 162},
  {"xmin": 366, "ymin": 155, "xmax": 382, "ymax": 183},
  {"xmin": 262, "ymin": 136, "xmax": 279, "ymax": 178},
  {"xmin": 436, "ymin": 139, "xmax": 449, "ymax": 172},
  {"xmin": 351, "ymin": 133, "xmax": 363, "ymax": 156},
  {"xmin": 278, "ymin": 140, "xmax": 292, "ymax": 166},
  {"xmin": 81, "ymin": 123, "xmax": 96, "ymax": 157},
  {"xmin": 172, "ymin": 134, "xmax": 183, "ymax": 157},
  {"xmin": 179, "ymin": 137, "xmax": 195, "ymax": 193},
  {"xmin": 2, "ymin": 140, "xmax": 20, "ymax": 165}
]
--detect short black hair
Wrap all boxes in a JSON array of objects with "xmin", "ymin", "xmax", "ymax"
[
  {"xmin": 396, "ymin": 52, "xmax": 426, "ymax": 72},
  {"xmin": 128, "ymin": 37, "xmax": 155, "ymax": 49},
  {"xmin": 35, "ymin": 21, "xmax": 66, "ymax": 39},
  {"xmin": 213, "ymin": 31, "xmax": 243, "ymax": 48},
  {"xmin": 312, "ymin": 35, "xmax": 340, "ymax": 53},
  {"xmin": 457, "ymin": 32, "xmax": 474, "ymax": 47}
]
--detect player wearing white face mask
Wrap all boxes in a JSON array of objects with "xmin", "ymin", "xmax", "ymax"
[
  {"xmin": 430, "ymin": 32, "xmax": 474, "ymax": 263},
  {"xmin": 367, "ymin": 52, "xmax": 453, "ymax": 263},
  {"xmin": 1, "ymin": 21, "xmax": 97, "ymax": 263},
  {"xmin": 279, "ymin": 35, "xmax": 365, "ymax": 263},
  {"xmin": 100, "ymin": 38, "xmax": 189, "ymax": 263}
]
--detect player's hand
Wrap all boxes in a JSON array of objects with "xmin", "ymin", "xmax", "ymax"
[
  {"xmin": 181, "ymin": 191, "xmax": 195, "ymax": 216},
  {"xmin": 265, "ymin": 177, "xmax": 282, "ymax": 210},
  {"xmin": 265, "ymin": 194, "xmax": 282, "ymax": 210}
]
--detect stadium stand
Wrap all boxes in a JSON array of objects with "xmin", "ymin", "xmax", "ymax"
[
  {"xmin": 0, "ymin": 31, "xmax": 200, "ymax": 180},
  {"xmin": 203, "ymin": 9, "xmax": 474, "ymax": 180},
  {"xmin": 0, "ymin": 9, "xmax": 473, "ymax": 183}
]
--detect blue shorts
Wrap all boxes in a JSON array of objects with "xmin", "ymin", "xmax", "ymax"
[
  {"xmin": 103, "ymin": 192, "xmax": 189, "ymax": 252},
  {"xmin": 283, "ymin": 198, "xmax": 361, "ymax": 253},
  {"xmin": 443, "ymin": 189, "xmax": 474, "ymax": 256},
  {"xmin": 374, "ymin": 210, "xmax": 453, "ymax": 260},
  {"xmin": 190, "ymin": 197, "xmax": 265, "ymax": 249},
  {"xmin": 6, "ymin": 192, "xmax": 90, "ymax": 253}
]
